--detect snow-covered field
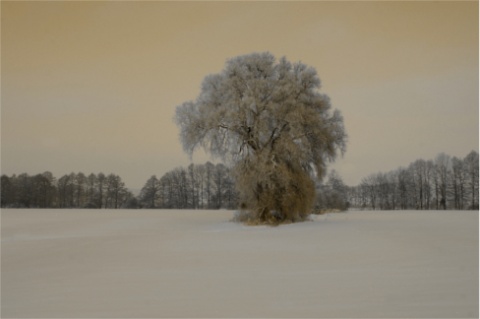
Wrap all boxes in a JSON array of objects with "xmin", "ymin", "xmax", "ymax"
[{"xmin": 1, "ymin": 209, "xmax": 478, "ymax": 318}]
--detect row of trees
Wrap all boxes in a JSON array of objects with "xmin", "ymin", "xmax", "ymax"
[
  {"xmin": 138, "ymin": 162, "xmax": 237, "ymax": 209},
  {"xmin": 1, "ymin": 172, "xmax": 136, "ymax": 208},
  {"xmin": 2, "ymin": 151, "xmax": 477, "ymax": 211},
  {"xmin": 346, "ymin": 151, "xmax": 479, "ymax": 210},
  {"xmin": 0, "ymin": 163, "xmax": 238, "ymax": 210}
]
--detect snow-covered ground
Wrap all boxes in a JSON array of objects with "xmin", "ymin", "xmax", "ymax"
[{"xmin": 1, "ymin": 209, "xmax": 478, "ymax": 318}]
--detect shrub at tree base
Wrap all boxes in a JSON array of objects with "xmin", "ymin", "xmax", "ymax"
[{"xmin": 234, "ymin": 157, "xmax": 315, "ymax": 224}]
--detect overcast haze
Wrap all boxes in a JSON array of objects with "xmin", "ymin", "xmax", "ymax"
[{"xmin": 2, "ymin": 1, "xmax": 478, "ymax": 189}]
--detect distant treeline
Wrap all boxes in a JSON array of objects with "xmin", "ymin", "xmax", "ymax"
[
  {"xmin": 2, "ymin": 151, "xmax": 478, "ymax": 211},
  {"xmin": 344, "ymin": 151, "xmax": 479, "ymax": 210},
  {"xmin": 138, "ymin": 162, "xmax": 237, "ymax": 209},
  {"xmin": 1, "ymin": 172, "xmax": 136, "ymax": 209},
  {"xmin": 0, "ymin": 163, "xmax": 238, "ymax": 209}
]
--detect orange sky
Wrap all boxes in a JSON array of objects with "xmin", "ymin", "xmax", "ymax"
[{"xmin": 2, "ymin": 1, "xmax": 478, "ymax": 189}]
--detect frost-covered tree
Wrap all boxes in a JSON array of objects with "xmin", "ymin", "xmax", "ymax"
[{"xmin": 175, "ymin": 52, "xmax": 347, "ymax": 223}]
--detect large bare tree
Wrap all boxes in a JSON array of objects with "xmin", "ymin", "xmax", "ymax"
[{"xmin": 175, "ymin": 52, "xmax": 347, "ymax": 223}]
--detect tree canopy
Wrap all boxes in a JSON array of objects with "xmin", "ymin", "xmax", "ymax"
[{"xmin": 175, "ymin": 52, "xmax": 347, "ymax": 224}]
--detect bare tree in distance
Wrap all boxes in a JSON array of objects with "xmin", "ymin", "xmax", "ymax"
[
  {"xmin": 435, "ymin": 153, "xmax": 451, "ymax": 210},
  {"xmin": 464, "ymin": 150, "xmax": 479, "ymax": 209},
  {"xmin": 175, "ymin": 52, "xmax": 347, "ymax": 224},
  {"xmin": 139, "ymin": 175, "xmax": 160, "ymax": 208}
]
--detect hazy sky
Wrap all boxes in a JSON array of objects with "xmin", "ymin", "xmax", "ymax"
[{"xmin": 2, "ymin": 1, "xmax": 478, "ymax": 189}]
